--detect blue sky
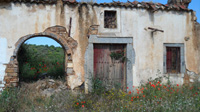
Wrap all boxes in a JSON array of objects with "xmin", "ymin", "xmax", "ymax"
[
  {"xmin": 25, "ymin": 37, "xmax": 61, "ymax": 47},
  {"xmin": 26, "ymin": 0, "xmax": 200, "ymax": 47}
]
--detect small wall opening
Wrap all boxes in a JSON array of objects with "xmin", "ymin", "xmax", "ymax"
[{"xmin": 104, "ymin": 10, "xmax": 117, "ymax": 29}]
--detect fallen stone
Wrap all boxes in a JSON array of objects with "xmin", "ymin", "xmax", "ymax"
[
  {"xmin": 59, "ymin": 85, "xmax": 68, "ymax": 90},
  {"xmin": 48, "ymin": 79, "xmax": 55, "ymax": 83},
  {"xmin": 41, "ymin": 88, "xmax": 55, "ymax": 97},
  {"xmin": 189, "ymin": 79, "xmax": 194, "ymax": 83}
]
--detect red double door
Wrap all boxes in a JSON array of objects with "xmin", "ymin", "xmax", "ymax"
[{"xmin": 93, "ymin": 44, "xmax": 126, "ymax": 90}]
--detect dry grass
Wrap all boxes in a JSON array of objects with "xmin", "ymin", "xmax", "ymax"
[{"xmin": 0, "ymin": 77, "xmax": 200, "ymax": 112}]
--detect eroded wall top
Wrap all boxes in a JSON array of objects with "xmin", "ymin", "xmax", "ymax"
[
  {"xmin": 0, "ymin": 0, "xmax": 76, "ymax": 4},
  {"xmin": 167, "ymin": 0, "xmax": 191, "ymax": 8},
  {"xmin": 0, "ymin": 0, "xmax": 193, "ymax": 12}
]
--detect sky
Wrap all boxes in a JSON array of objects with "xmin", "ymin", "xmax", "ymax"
[
  {"xmin": 25, "ymin": 37, "xmax": 61, "ymax": 47},
  {"xmin": 26, "ymin": 0, "xmax": 200, "ymax": 47}
]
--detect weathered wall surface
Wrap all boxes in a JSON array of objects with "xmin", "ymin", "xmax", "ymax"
[
  {"xmin": 0, "ymin": 1, "xmax": 199, "ymax": 90},
  {"xmin": 118, "ymin": 9, "xmax": 198, "ymax": 86},
  {"xmin": 0, "ymin": 2, "xmax": 85, "ymax": 90},
  {"xmin": 196, "ymin": 22, "xmax": 200, "ymax": 72},
  {"xmin": 0, "ymin": 38, "xmax": 7, "ymax": 89}
]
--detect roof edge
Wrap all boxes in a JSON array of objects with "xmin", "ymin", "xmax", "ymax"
[{"xmin": 0, "ymin": 0, "xmax": 193, "ymax": 12}]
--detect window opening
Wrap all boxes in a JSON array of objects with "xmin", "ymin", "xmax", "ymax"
[
  {"xmin": 166, "ymin": 47, "xmax": 180, "ymax": 73},
  {"xmin": 104, "ymin": 11, "xmax": 117, "ymax": 29}
]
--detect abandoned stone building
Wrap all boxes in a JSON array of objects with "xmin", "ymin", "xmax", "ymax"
[{"xmin": 0, "ymin": 0, "xmax": 200, "ymax": 92}]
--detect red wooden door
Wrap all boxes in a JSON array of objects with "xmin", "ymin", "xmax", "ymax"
[{"xmin": 94, "ymin": 44, "xmax": 126, "ymax": 90}]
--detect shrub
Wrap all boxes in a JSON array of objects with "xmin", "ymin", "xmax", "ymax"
[
  {"xmin": 0, "ymin": 88, "xmax": 21, "ymax": 112},
  {"xmin": 91, "ymin": 77, "xmax": 106, "ymax": 95},
  {"xmin": 20, "ymin": 63, "xmax": 38, "ymax": 81},
  {"xmin": 17, "ymin": 44, "xmax": 65, "ymax": 82},
  {"xmin": 0, "ymin": 75, "xmax": 199, "ymax": 111}
]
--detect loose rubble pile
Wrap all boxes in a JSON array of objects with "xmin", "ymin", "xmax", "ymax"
[
  {"xmin": 36, "ymin": 79, "xmax": 69, "ymax": 97},
  {"xmin": 20, "ymin": 79, "xmax": 70, "ymax": 97}
]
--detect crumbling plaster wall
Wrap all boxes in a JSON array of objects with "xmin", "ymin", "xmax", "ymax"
[
  {"xmin": 0, "ymin": 2, "xmax": 199, "ymax": 90},
  {"xmin": 196, "ymin": 23, "xmax": 200, "ymax": 70},
  {"xmin": 0, "ymin": 3, "xmax": 60, "ymax": 89},
  {"xmin": 0, "ymin": 2, "xmax": 100, "ymax": 90},
  {"xmin": 0, "ymin": 2, "xmax": 82, "ymax": 90},
  {"xmin": 64, "ymin": 4, "xmax": 99, "ymax": 89},
  {"xmin": 0, "ymin": 3, "xmax": 57, "ymax": 60},
  {"xmin": 87, "ymin": 6, "xmax": 199, "ymax": 86},
  {"xmin": 124, "ymin": 9, "xmax": 198, "ymax": 86}
]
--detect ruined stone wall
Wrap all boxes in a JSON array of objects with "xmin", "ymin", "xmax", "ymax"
[
  {"xmin": 197, "ymin": 23, "xmax": 200, "ymax": 43},
  {"xmin": 0, "ymin": 2, "xmax": 99, "ymax": 90},
  {"xmin": 0, "ymin": 1, "xmax": 199, "ymax": 91},
  {"xmin": 183, "ymin": 22, "xmax": 200, "ymax": 85},
  {"xmin": 83, "ymin": 5, "xmax": 199, "ymax": 88},
  {"xmin": 0, "ymin": 2, "xmax": 82, "ymax": 90},
  {"xmin": 167, "ymin": 0, "xmax": 191, "ymax": 7},
  {"xmin": 196, "ymin": 22, "xmax": 200, "ymax": 72}
]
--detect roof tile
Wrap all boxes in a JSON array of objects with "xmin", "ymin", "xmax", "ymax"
[{"xmin": 0, "ymin": 0, "xmax": 191, "ymax": 11}]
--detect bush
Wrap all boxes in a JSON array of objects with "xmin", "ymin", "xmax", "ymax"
[
  {"xmin": 20, "ymin": 63, "xmax": 37, "ymax": 81},
  {"xmin": 17, "ymin": 44, "xmax": 65, "ymax": 82},
  {"xmin": 0, "ymin": 88, "xmax": 21, "ymax": 112},
  {"xmin": 91, "ymin": 77, "xmax": 106, "ymax": 95},
  {"xmin": 90, "ymin": 75, "xmax": 125, "ymax": 95}
]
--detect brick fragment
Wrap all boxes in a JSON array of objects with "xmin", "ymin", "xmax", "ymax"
[{"xmin": 6, "ymin": 68, "xmax": 18, "ymax": 73}]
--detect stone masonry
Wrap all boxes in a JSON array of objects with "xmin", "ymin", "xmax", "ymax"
[{"xmin": 3, "ymin": 26, "xmax": 78, "ymax": 89}]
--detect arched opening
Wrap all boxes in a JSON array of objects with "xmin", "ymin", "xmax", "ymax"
[
  {"xmin": 17, "ymin": 36, "xmax": 65, "ymax": 82},
  {"xmin": 4, "ymin": 26, "xmax": 78, "ymax": 88}
]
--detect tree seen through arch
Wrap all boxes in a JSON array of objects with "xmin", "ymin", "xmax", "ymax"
[{"xmin": 17, "ymin": 37, "xmax": 65, "ymax": 82}]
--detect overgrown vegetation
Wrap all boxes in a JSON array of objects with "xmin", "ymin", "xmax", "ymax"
[
  {"xmin": 0, "ymin": 76, "xmax": 199, "ymax": 112},
  {"xmin": 17, "ymin": 44, "xmax": 65, "ymax": 82},
  {"xmin": 110, "ymin": 50, "xmax": 126, "ymax": 61}
]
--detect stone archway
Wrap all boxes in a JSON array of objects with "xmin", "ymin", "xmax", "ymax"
[{"xmin": 4, "ymin": 26, "xmax": 77, "ymax": 88}]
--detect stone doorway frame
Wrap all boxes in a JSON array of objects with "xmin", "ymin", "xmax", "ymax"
[
  {"xmin": 84, "ymin": 35, "xmax": 135, "ymax": 93},
  {"xmin": 4, "ymin": 26, "xmax": 77, "ymax": 88}
]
